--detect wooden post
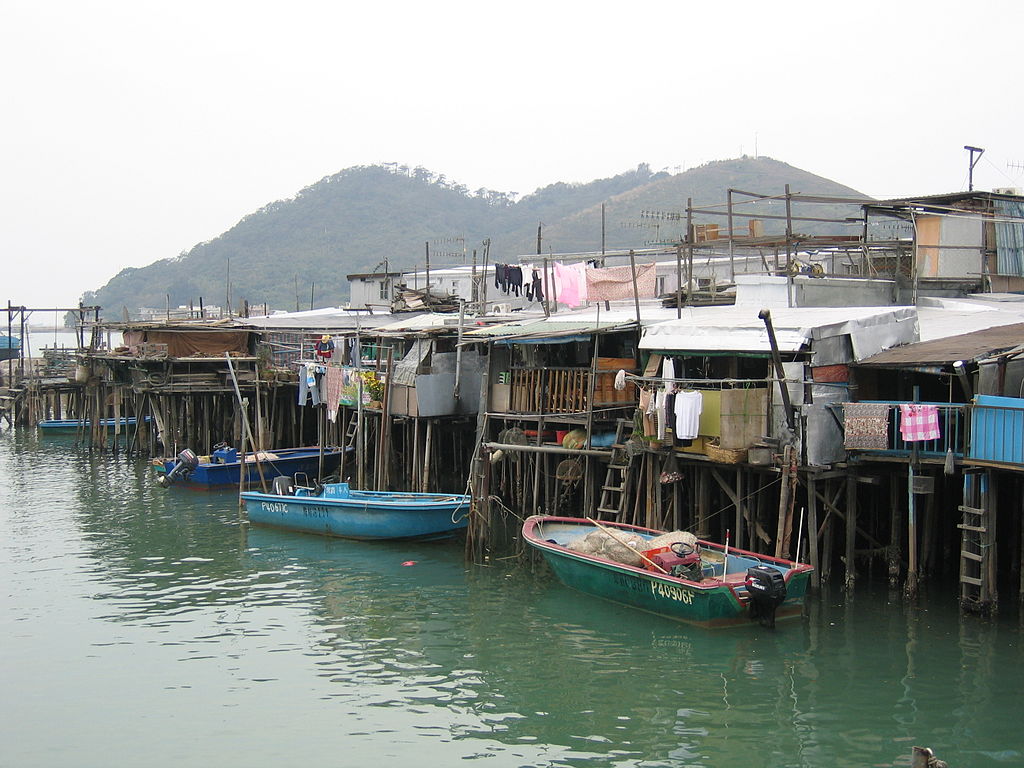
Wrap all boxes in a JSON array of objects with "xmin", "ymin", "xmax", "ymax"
[
  {"xmin": 734, "ymin": 468, "xmax": 744, "ymax": 552},
  {"xmin": 845, "ymin": 471, "xmax": 857, "ymax": 592},
  {"xmin": 889, "ymin": 470, "xmax": 902, "ymax": 589},
  {"xmin": 675, "ymin": 243, "xmax": 683, "ymax": 319},
  {"xmin": 775, "ymin": 445, "xmax": 793, "ymax": 558},
  {"xmin": 421, "ymin": 419, "xmax": 433, "ymax": 493},
  {"xmin": 685, "ymin": 198, "xmax": 693, "ymax": 305},
  {"xmin": 807, "ymin": 473, "xmax": 820, "ymax": 589},
  {"xmin": 727, "ymin": 188, "xmax": 735, "ymax": 281}
]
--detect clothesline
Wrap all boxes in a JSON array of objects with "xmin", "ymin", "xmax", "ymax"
[
  {"xmin": 491, "ymin": 259, "xmax": 658, "ymax": 307},
  {"xmin": 624, "ymin": 373, "xmax": 775, "ymax": 387}
]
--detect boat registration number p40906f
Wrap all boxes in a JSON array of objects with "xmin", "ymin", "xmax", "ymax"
[{"xmin": 651, "ymin": 580, "xmax": 693, "ymax": 604}]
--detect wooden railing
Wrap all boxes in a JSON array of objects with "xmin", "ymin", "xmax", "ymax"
[{"xmin": 508, "ymin": 366, "xmax": 636, "ymax": 414}]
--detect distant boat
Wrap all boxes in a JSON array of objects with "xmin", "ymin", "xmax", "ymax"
[
  {"xmin": 240, "ymin": 480, "xmax": 470, "ymax": 540},
  {"xmin": 38, "ymin": 416, "xmax": 150, "ymax": 433},
  {"xmin": 0, "ymin": 335, "xmax": 20, "ymax": 361},
  {"xmin": 153, "ymin": 444, "xmax": 345, "ymax": 490},
  {"xmin": 522, "ymin": 515, "xmax": 813, "ymax": 629}
]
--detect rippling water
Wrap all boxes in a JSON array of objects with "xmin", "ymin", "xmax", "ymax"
[{"xmin": 2, "ymin": 430, "xmax": 1022, "ymax": 767}]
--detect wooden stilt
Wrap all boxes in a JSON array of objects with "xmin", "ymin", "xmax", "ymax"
[
  {"xmin": 845, "ymin": 471, "xmax": 857, "ymax": 593},
  {"xmin": 807, "ymin": 474, "xmax": 820, "ymax": 590}
]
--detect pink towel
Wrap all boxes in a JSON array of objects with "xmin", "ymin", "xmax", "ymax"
[
  {"xmin": 553, "ymin": 262, "xmax": 588, "ymax": 307},
  {"xmin": 899, "ymin": 404, "xmax": 940, "ymax": 442}
]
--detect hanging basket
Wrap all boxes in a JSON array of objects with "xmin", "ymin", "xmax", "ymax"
[
  {"xmin": 624, "ymin": 437, "xmax": 646, "ymax": 460},
  {"xmin": 704, "ymin": 441, "xmax": 747, "ymax": 465},
  {"xmin": 555, "ymin": 458, "xmax": 583, "ymax": 483}
]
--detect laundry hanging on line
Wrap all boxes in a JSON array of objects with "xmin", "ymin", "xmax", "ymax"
[
  {"xmin": 585, "ymin": 262, "xmax": 657, "ymax": 302},
  {"xmin": 899, "ymin": 403, "xmax": 941, "ymax": 442}
]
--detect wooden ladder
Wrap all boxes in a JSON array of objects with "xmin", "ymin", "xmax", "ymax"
[
  {"xmin": 958, "ymin": 468, "xmax": 996, "ymax": 612},
  {"xmin": 343, "ymin": 409, "xmax": 360, "ymax": 450},
  {"xmin": 338, "ymin": 409, "xmax": 360, "ymax": 481},
  {"xmin": 597, "ymin": 419, "xmax": 634, "ymax": 522}
]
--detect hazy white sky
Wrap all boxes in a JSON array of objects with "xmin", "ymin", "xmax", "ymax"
[{"xmin": 3, "ymin": 0, "xmax": 1022, "ymax": 312}]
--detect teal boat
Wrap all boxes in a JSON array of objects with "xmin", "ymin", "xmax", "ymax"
[
  {"xmin": 240, "ymin": 481, "xmax": 470, "ymax": 540},
  {"xmin": 0, "ymin": 335, "xmax": 19, "ymax": 362},
  {"xmin": 522, "ymin": 516, "xmax": 813, "ymax": 629},
  {"xmin": 38, "ymin": 416, "xmax": 150, "ymax": 434}
]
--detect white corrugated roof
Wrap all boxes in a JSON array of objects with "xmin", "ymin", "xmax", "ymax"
[{"xmin": 640, "ymin": 305, "xmax": 918, "ymax": 353}]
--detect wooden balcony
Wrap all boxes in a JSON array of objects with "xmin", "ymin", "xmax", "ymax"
[{"xmin": 507, "ymin": 360, "xmax": 637, "ymax": 415}]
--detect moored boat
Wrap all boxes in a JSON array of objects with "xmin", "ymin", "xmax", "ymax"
[
  {"xmin": 154, "ymin": 444, "xmax": 345, "ymax": 489},
  {"xmin": 240, "ymin": 480, "xmax": 470, "ymax": 540},
  {"xmin": 38, "ymin": 416, "xmax": 150, "ymax": 433},
  {"xmin": 0, "ymin": 335, "xmax": 19, "ymax": 362},
  {"xmin": 522, "ymin": 515, "xmax": 813, "ymax": 629}
]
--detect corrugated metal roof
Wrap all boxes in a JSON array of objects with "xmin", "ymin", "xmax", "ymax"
[
  {"xmin": 640, "ymin": 306, "xmax": 917, "ymax": 354},
  {"xmin": 242, "ymin": 307, "xmax": 393, "ymax": 330},
  {"xmin": 858, "ymin": 323, "xmax": 1024, "ymax": 367},
  {"xmin": 466, "ymin": 319, "xmax": 634, "ymax": 339}
]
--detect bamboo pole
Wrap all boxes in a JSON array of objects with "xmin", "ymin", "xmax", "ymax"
[{"xmin": 225, "ymin": 353, "xmax": 267, "ymax": 492}]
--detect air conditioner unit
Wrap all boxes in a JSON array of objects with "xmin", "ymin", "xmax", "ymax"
[{"xmin": 993, "ymin": 187, "xmax": 1022, "ymax": 196}]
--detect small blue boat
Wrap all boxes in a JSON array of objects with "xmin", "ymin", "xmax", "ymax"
[
  {"xmin": 154, "ymin": 445, "xmax": 346, "ymax": 490},
  {"xmin": 240, "ymin": 481, "xmax": 470, "ymax": 540},
  {"xmin": 38, "ymin": 416, "xmax": 150, "ymax": 434},
  {"xmin": 0, "ymin": 335, "xmax": 19, "ymax": 361}
]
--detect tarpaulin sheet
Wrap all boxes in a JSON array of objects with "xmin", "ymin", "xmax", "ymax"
[{"xmin": 142, "ymin": 330, "xmax": 250, "ymax": 357}]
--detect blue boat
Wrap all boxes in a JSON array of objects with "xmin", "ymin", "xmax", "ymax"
[
  {"xmin": 154, "ymin": 444, "xmax": 345, "ymax": 490},
  {"xmin": 523, "ymin": 516, "xmax": 813, "ymax": 629},
  {"xmin": 240, "ymin": 480, "xmax": 470, "ymax": 540},
  {"xmin": 38, "ymin": 416, "xmax": 150, "ymax": 434},
  {"xmin": 0, "ymin": 335, "xmax": 19, "ymax": 361}
]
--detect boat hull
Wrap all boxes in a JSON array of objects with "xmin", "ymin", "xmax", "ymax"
[
  {"xmin": 155, "ymin": 447, "xmax": 344, "ymax": 490},
  {"xmin": 38, "ymin": 416, "xmax": 148, "ymax": 434},
  {"xmin": 523, "ymin": 516, "xmax": 812, "ymax": 629},
  {"xmin": 241, "ymin": 485, "xmax": 470, "ymax": 540}
]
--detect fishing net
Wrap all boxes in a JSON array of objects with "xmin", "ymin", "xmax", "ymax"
[
  {"xmin": 567, "ymin": 528, "xmax": 698, "ymax": 567},
  {"xmin": 645, "ymin": 530, "xmax": 697, "ymax": 550},
  {"xmin": 566, "ymin": 529, "xmax": 647, "ymax": 567}
]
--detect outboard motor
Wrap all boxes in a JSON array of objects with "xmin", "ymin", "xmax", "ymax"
[
  {"xmin": 156, "ymin": 448, "xmax": 199, "ymax": 488},
  {"xmin": 745, "ymin": 564, "xmax": 787, "ymax": 628}
]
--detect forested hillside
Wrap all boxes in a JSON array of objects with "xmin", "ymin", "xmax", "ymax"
[{"xmin": 83, "ymin": 158, "xmax": 869, "ymax": 316}]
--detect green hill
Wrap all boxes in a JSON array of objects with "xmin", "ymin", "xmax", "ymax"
[{"xmin": 83, "ymin": 157, "xmax": 869, "ymax": 317}]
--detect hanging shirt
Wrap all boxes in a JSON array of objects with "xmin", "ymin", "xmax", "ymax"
[
  {"xmin": 297, "ymin": 363, "xmax": 322, "ymax": 406},
  {"xmin": 674, "ymin": 391, "xmax": 704, "ymax": 440},
  {"xmin": 656, "ymin": 357, "xmax": 675, "ymax": 442}
]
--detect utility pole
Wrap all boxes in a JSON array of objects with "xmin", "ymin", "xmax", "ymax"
[{"xmin": 965, "ymin": 145, "xmax": 984, "ymax": 191}]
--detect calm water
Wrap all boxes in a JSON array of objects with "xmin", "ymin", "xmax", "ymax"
[{"xmin": 2, "ymin": 430, "xmax": 1022, "ymax": 768}]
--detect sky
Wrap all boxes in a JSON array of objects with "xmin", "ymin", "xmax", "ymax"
[{"xmin": 3, "ymin": 0, "xmax": 1023, "ymax": 314}]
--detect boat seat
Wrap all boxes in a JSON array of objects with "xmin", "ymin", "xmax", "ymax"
[{"xmin": 272, "ymin": 475, "xmax": 295, "ymax": 496}]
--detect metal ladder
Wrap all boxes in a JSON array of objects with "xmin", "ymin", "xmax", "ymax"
[{"xmin": 958, "ymin": 468, "xmax": 995, "ymax": 612}]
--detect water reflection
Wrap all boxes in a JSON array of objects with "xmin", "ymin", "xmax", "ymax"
[{"xmin": 3, "ymin": 430, "xmax": 1024, "ymax": 767}]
